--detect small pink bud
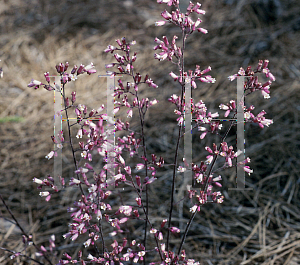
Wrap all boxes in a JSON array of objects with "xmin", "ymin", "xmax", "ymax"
[
  {"xmin": 77, "ymin": 64, "xmax": 84, "ymax": 75},
  {"xmin": 197, "ymin": 27, "xmax": 208, "ymax": 34},
  {"xmin": 64, "ymin": 62, "xmax": 69, "ymax": 71},
  {"xmin": 55, "ymin": 64, "xmax": 61, "ymax": 73},
  {"xmin": 39, "ymin": 191, "xmax": 50, "ymax": 197},
  {"xmin": 105, "ymin": 63, "xmax": 115, "ymax": 68},
  {"xmin": 161, "ymin": 9, "xmax": 172, "ymax": 19},
  {"xmin": 44, "ymin": 72, "xmax": 50, "ymax": 83},
  {"xmin": 87, "ymin": 68, "xmax": 97, "ymax": 75},
  {"xmin": 133, "ymin": 209, "xmax": 139, "ymax": 218},
  {"xmin": 155, "ymin": 21, "xmax": 166, "ymax": 26},
  {"xmin": 136, "ymin": 176, "xmax": 141, "ymax": 187},
  {"xmin": 230, "ymin": 100, "xmax": 236, "ymax": 109},
  {"xmin": 28, "ymin": 79, "xmax": 43, "ymax": 88},
  {"xmin": 75, "ymin": 108, "xmax": 81, "ymax": 116},
  {"xmin": 71, "ymin": 65, "xmax": 78, "ymax": 74},
  {"xmin": 267, "ymin": 72, "xmax": 275, "ymax": 81},
  {"xmin": 161, "ymin": 219, "xmax": 167, "ymax": 228},
  {"xmin": 201, "ymin": 66, "xmax": 211, "ymax": 75},
  {"xmin": 64, "ymin": 97, "xmax": 69, "ymax": 107},
  {"xmin": 71, "ymin": 91, "xmax": 76, "ymax": 103},
  {"xmin": 59, "ymin": 63, "xmax": 64, "ymax": 73},
  {"xmin": 116, "ymin": 39, "xmax": 122, "ymax": 46},
  {"xmin": 104, "ymin": 45, "xmax": 116, "ymax": 53},
  {"xmin": 40, "ymin": 246, "xmax": 47, "ymax": 252},
  {"xmin": 169, "ymin": 227, "xmax": 180, "ymax": 233},
  {"xmin": 170, "ymin": 71, "xmax": 178, "ymax": 81},
  {"xmin": 262, "ymin": 60, "xmax": 269, "ymax": 69},
  {"xmin": 135, "ymin": 197, "xmax": 142, "ymax": 206},
  {"xmin": 33, "ymin": 178, "xmax": 44, "ymax": 185}
]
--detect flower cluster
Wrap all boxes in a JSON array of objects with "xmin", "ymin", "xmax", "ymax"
[
  {"xmin": 156, "ymin": 0, "xmax": 206, "ymax": 35},
  {"xmin": 33, "ymin": 174, "xmax": 63, "ymax": 201},
  {"xmin": 228, "ymin": 59, "xmax": 275, "ymax": 99},
  {"xmin": 105, "ymin": 37, "xmax": 158, "ymax": 89},
  {"xmin": 27, "ymin": 62, "xmax": 96, "ymax": 90},
  {"xmin": 15, "ymin": 1, "xmax": 276, "ymax": 265}
]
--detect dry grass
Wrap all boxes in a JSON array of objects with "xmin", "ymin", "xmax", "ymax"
[{"xmin": 0, "ymin": 0, "xmax": 300, "ymax": 264}]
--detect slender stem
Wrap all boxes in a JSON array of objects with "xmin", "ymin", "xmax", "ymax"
[
  {"xmin": 166, "ymin": 123, "xmax": 183, "ymax": 252},
  {"xmin": 166, "ymin": 25, "xmax": 186, "ymax": 253},
  {"xmin": 61, "ymin": 81, "xmax": 85, "ymax": 196},
  {"xmin": 0, "ymin": 194, "xmax": 53, "ymax": 265},
  {"xmin": 127, "ymin": 46, "xmax": 151, "ymax": 262},
  {"xmin": 177, "ymin": 210, "xmax": 196, "ymax": 255},
  {"xmin": 98, "ymin": 220, "xmax": 105, "ymax": 254},
  {"xmin": 177, "ymin": 112, "xmax": 238, "ymax": 254},
  {"xmin": 136, "ymin": 91, "xmax": 149, "ymax": 264},
  {"xmin": 128, "ymin": 172, "xmax": 164, "ymax": 261},
  {"xmin": 0, "ymin": 247, "xmax": 45, "ymax": 265},
  {"xmin": 203, "ymin": 111, "xmax": 237, "ymax": 193}
]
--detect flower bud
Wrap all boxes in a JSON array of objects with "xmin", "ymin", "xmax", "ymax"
[
  {"xmin": 263, "ymin": 60, "xmax": 269, "ymax": 69},
  {"xmin": 55, "ymin": 64, "xmax": 61, "ymax": 73},
  {"xmin": 28, "ymin": 79, "xmax": 43, "ymax": 88},
  {"xmin": 161, "ymin": 219, "xmax": 167, "ymax": 228},
  {"xmin": 169, "ymin": 227, "xmax": 180, "ymax": 233},
  {"xmin": 44, "ymin": 72, "xmax": 50, "ymax": 83},
  {"xmin": 77, "ymin": 64, "xmax": 84, "ymax": 75},
  {"xmin": 136, "ymin": 176, "xmax": 141, "ymax": 187},
  {"xmin": 71, "ymin": 65, "xmax": 78, "ymax": 74},
  {"xmin": 161, "ymin": 10, "xmax": 172, "ymax": 20},
  {"xmin": 71, "ymin": 91, "xmax": 76, "ymax": 103},
  {"xmin": 64, "ymin": 62, "xmax": 69, "ymax": 72},
  {"xmin": 116, "ymin": 39, "xmax": 122, "ymax": 46},
  {"xmin": 64, "ymin": 97, "xmax": 69, "ymax": 107},
  {"xmin": 135, "ymin": 197, "xmax": 142, "ymax": 206},
  {"xmin": 133, "ymin": 209, "xmax": 139, "ymax": 218}
]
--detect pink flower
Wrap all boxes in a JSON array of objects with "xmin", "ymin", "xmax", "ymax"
[
  {"xmin": 205, "ymin": 155, "xmax": 213, "ymax": 164},
  {"xmin": 228, "ymin": 74, "xmax": 238, "ymax": 81},
  {"xmin": 39, "ymin": 191, "xmax": 49, "ymax": 197},
  {"xmin": 169, "ymin": 227, "xmax": 180, "ymax": 233},
  {"xmin": 76, "ymin": 129, "xmax": 83, "ymax": 139},
  {"xmin": 27, "ymin": 79, "xmax": 43, "ymax": 89},
  {"xmin": 45, "ymin": 151, "xmax": 54, "ymax": 160},
  {"xmin": 136, "ymin": 163, "xmax": 144, "ymax": 171},
  {"xmin": 135, "ymin": 197, "xmax": 142, "ymax": 206},
  {"xmin": 77, "ymin": 64, "xmax": 85, "ymax": 75},
  {"xmin": 118, "ymin": 205, "xmax": 132, "ymax": 216},
  {"xmin": 197, "ymin": 28, "xmax": 208, "ymax": 34},
  {"xmin": 161, "ymin": 9, "xmax": 172, "ymax": 20},
  {"xmin": 170, "ymin": 71, "xmax": 178, "ymax": 81},
  {"xmin": 155, "ymin": 21, "xmax": 166, "ymax": 26},
  {"xmin": 145, "ymin": 77, "xmax": 158, "ymax": 88},
  {"xmin": 83, "ymin": 238, "xmax": 91, "ymax": 248},
  {"xmin": 104, "ymin": 45, "xmax": 116, "ymax": 53},
  {"xmin": 33, "ymin": 178, "xmax": 44, "ymax": 185},
  {"xmin": 244, "ymin": 166, "xmax": 253, "ymax": 175},
  {"xmin": 44, "ymin": 72, "xmax": 50, "ymax": 83},
  {"xmin": 127, "ymin": 109, "xmax": 133, "ymax": 118},
  {"xmin": 200, "ymin": 132, "xmax": 207, "ymax": 139}
]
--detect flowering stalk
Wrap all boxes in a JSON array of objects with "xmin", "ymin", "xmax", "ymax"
[
  {"xmin": 154, "ymin": 0, "xmax": 275, "ymax": 259},
  {"xmin": 154, "ymin": 0, "xmax": 216, "ymax": 253},
  {"xmin": 105, "ymin": 37, "xmax": 163, "ymax": 263}
]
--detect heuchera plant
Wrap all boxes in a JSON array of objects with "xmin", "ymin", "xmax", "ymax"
[{"xmin": 1, "ymin": 0, "xmax": 275, "ymax": 264}]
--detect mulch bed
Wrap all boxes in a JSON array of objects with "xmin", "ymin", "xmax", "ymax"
[{"xmin": 0, "ymin": 0, "xmax": 299, "ymax": 264}]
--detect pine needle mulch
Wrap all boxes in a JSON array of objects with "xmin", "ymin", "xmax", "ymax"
[{"xmin": 0, "ymin": 0, "xmax": 300, "ymax": 264}]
